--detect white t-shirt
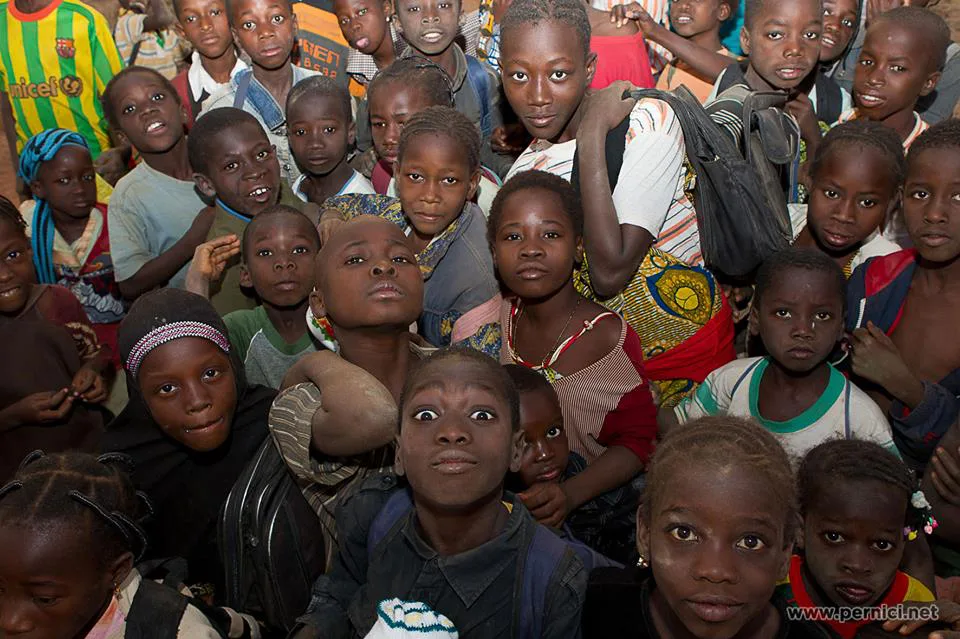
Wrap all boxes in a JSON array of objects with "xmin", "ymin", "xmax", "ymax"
[
  {"xmin": 674, "ymin": 356, "xmax": 897, "ymax": 460},
  {"xmin": 788, "ymin": 203, "xmax": 900, "ymax": 273},
  {"xmin": 506, "ymin": 98, "xmax": 702, "ymax": 265},
  {"xmin": 292, "ymin": 170, "xmax": 376, "ymax": 202}
]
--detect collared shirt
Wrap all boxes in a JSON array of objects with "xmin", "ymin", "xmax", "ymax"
[
  {"xmin": 344, "ymin": 22, "xmax": 405, "ymax": 85},
  {"xmin": 186, "ymin": 49, "xmax": 246, "ymax": 110},
  {"xmin": 302, "ymin": 476, "xmax": 587, "ymax": 639},
  {"xmin": 201, "ymin": 64, "xmax": 321, "ymax": 183}
]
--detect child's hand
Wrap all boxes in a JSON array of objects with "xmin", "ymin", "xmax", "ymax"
[
  {"xmin": 577, "ymin": 80, "xmax": 639, "ymax": 140},
  {"xmin": 610, "ymin": 2, "xmax": 651, "ymax": 30},
  {"xmin": 930, "ymin": 445, "xmax": 960, "ymax": 507},
  {"xmin": 3, "ymin": 390, "xmax": 75, "ymax": 429},
  {"xmin": 318, "ymin": 208, "xmax": 345, "ymax": 246},
  {"xmin": 185, "ymin": 234, "xmax": 240, "ymax": 297},
  {"xmin": 881, "ymin": 600, "xmax": 960, "ymax": 639},
  {"xmin": 70, "ymin": 368, "xmax": 108, "ymax": 403},
  {"xmin": 785, "ymin": 93, "xmax": 821, "ymax": 147},
  {"xmin": 518, "ymin": 482, "xmax": 570, "ymax": 528},
  {"xmin": 490, "ymin": 125, "xmax": 529, "ymax": 156},
  {"xmin": 850, "ymin": 322, "xmax": 925, "ymax": 407},
  {"xmin": 93, "ymin": 147, "xmax": 130, "ymax": 186}
]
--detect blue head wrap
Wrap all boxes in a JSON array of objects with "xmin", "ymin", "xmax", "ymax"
[{"xmin": 17, "ymin": 129, "xmax": 89, "ymax": 284}]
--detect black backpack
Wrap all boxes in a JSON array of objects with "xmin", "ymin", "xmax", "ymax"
[
  {"xmin": 571, "ymin": 85, "xmax": 797, "ymax": 278},
  {"xmin": 218, "ymin": 438, "xmax": 326, "ymax": 635}
]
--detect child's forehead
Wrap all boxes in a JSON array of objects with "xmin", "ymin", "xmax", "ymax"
[
  {"xmin": 501, "ymin": 19, "xmax": 586, "ymax": 57},
  {"xmin": 212, "ymin": 122, "xmax": 270, "ymax": 152},
  {"xmin": 752, "ymin": 0, "xmax": 821, "ymax": 25},
  {"xmin": 179, "ymin": 0, "xmax": 225, "ymax": 13},
  {"xmin": 288, "ymin": 94, "xmax": 349, "ymax": 122},
  {"xmin": 232, "ymin": 0, "xmax": 291, "ymax": 16},
  {"xmin": 409, "ymin": 359, "xmax": 508, "ymax": 396},
  {"xmin": 248, "ymin": 214, "xmax": 318, "ymax": 244}
]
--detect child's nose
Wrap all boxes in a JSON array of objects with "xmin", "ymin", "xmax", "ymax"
[
  {"xmin": 840, "ymin": 546, "xmax": 874, "ymax": 575},
  {"xmin": 0, "ymin": 603, "xmax": 35, "ymax": 635},
  {"xmin": 692, "ymin": 542, "xmax": 739, "ymax": 584}
]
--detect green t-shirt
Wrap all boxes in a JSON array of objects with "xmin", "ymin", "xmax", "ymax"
[{"xmin": 224, "ymin": 305, "xmax": 318, "ymax": 389}]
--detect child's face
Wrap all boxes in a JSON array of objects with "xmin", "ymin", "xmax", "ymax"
[
  {"xmin": 639, "ymin": 462, "xmax": 791, "ymax": 639},
  {"xmin": 138, "ymin": 337, "xmax": 238, "ymax": 452},
  {"xmin": 240, "ymin": 213, "xmax": 318, "ymax": 308},
  {"xmin": 517, "ymin": 386, "xmax": 568, "ymax": 488},
  {"xmin": 30, "ymin": 146, "xmax": 97, "ymax": 220},
  {"xmin": 854, "ymin": 22, "xmax": 940, "ymax": 123},
  {"xmin": 0, "ymin": 523, "xmax": 124, "ymax": 639},
  {"xmin": 395, "ymin": 132, "xmax": 479, "ymax": 240},
  {"xmin": 903, "ymin": 147, "xmax": 960, "ymax": 264},
  {"xmin": 194, "ymin": 121, "xmax": 282, "ymax": 216},
  {"xmin": 807, "ymin": 144, "xmax": 897, "ymax": 256},
  {"xmin": 802, "ymin": 479, "xmax": 908, "ymax": 608},
  {"xmin": 111, "ymin": 72, "xmax": 188, "ymax": 155},
  {"xmin": 394, "ymin": 0, "xmax": 459, "ymax": 57},
  {"xmin": 750, "ymin": 269, "xmax": 843, "ymax": 374},
  {"xmin": 397, "ymin": 357, "xmax": 523, "ymax": 511},
  {"xmin": 670, "ymin": 0, "xmax": 730, "ymax": 40},
  {"xmin": 492, "ymin": 187, "xmax": 580, "ymax": 301},
  {"xmin": 0, "ymin": 220, "xmax": 35, "ymax": 316},
  {"xmin": 177, "ymin": 0, "xmax": 234, "ymax": 59},
  {"xmin": 287, "ymin": 95, "xmax": 355, "ymax": 178},
  {"xmin": 819, "ymin": 0, "xmax": 858, "ymax": 64},
  {"xmin": 311, "ymin": 216, "xmax": 423, "ymax": 331},
  {"xmin": 231, "ymin": 0, "xmax": 297, "ymax": 71},
  {"xmin": 501, "ymin": 21, "xmax": 596, "ymax": 143},
  {"xmin": 740, "ymin": 0, "xmax": 822, "ymax": 92},
  {"xmin": 369, "ymin": 82, "xmax": 437, "ymax": 166},
  {"xmin": 333, "ymin": 0, "xmax": 391, "ymax": 55}
]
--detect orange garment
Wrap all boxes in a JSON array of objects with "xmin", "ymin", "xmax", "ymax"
[{"xmin": 655, "ymin": 47, "xmax": 731, "ymax": 103}]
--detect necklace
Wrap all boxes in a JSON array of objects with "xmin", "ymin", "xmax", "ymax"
[{"xmin": 515, "ymin": 296, "xmax": 583, "ymax": 369}]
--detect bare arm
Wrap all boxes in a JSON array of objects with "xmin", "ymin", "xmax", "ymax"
[
  {"xmin": 924, "ymin": 420, "xmax": 960, "ymax": 544},
  {"xmin": 563, "ymin": 445, "xmax": 645, "ymax": 510}
]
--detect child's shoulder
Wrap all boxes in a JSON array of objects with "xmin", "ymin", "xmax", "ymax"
[{"xmin": 710, "ymin": 355, "xmax": 767, "ymax": 379}]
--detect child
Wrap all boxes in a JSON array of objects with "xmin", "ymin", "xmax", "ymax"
[
  {"xmin": 777, "ymin": 439, "xmax": 935, "ymax": 639},
  {"xmin": 297, "ymin": 347, "xmax": 587, "ymax": 638},
  {"xmin": 17, "ymin": 129, "xmax": 125, "ymax": 367},
  {"xmin": 583, "ymin": 416, "xmax": 824, "ymax": 639},
  {"xmin": 491, "ymin": 171, "xmax": 658, "ymax": 558},
  {"xmin": 837, "ymin": 7, "xmax": 949, "ymax": 150},
  {"xmin": 201, "ymin": 0, "xmax": 320, "ymax": 183},
  {"xmin": 791, "ymin": 120, "xmax": 902, "ymax": 276},
  {"xmin": 170, "ymin": 0, "xmax": 247, "ymax": 126},
  {"xmin": 846, "ymin": 119, "xmax": 960, "ymax": 470},
  {"xmin": 287, "ymin": 75, "xmax": 376, "ymax": 204},
  {"xmin": 321, "ymin": 106, "xmax": 501, "ymax": 353},
  {"xmin": 392, "ymin": 0, "xmax": 514, "ymax": 177},
  {"xmin": 613, "ymin": 0, "xmax": 738, "ymax": 103},
  {"xmin": 500, "ymin": 0, "xmax": 735, "ymax": 406},
  {"xmin": 0, "ymin": 197, "xmax": 107, "ymax": 481},
  {"xmin": 187, "ymin": 106, "xmax": 315, "ymax": 315},
  {"xmin": 188, "ymin": 205, "xmax": 322, "ymax": 389},
  {"xmin": 0, "ymin": 0, "xmax": 124, "ymax": 170},
  {"xmin": 0, "ymin": 451, "xmax": 226, "ymax": 638},
  {"xmin": 819, "ymin": 0, "xmax": 860, "ymax": 76},
  {"xmin": 671, "ymin": 247, "xmax": 896, "ymax": 459},
  {"xmin": 102, "ymin": 67, "xmax": 212, "ymax": 298},
  {"xmin": 104, "ymin": 288, "xmax": 276, "ymax": 591},
  {"xmin": 114, "ymin": 0, "xmax": 190, "ymax": 79},
  {"xmin": 334, "ymin": 0, "xmax": 402, "ymax": 86}
]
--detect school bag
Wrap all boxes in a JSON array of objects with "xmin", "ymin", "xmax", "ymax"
[
  {"xmin": 367, "ymin": 487, "xmax": 602, "ymax": 638},
  {"xmin": 218, "ymin": 438, "xmax": 327, "ymax": 635},
  {"xmin": 570, "ymin": 85, "xmax": 797, "ymax": 278}
]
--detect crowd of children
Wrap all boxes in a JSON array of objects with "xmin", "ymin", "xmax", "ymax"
[{"xmin": 2, "ymin": 0, "xmax": 960, "ymax": 632}]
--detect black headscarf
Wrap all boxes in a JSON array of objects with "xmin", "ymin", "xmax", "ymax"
[{"xmin": 102, "ymin": 289, "xmax": 276, "ymax": 588}]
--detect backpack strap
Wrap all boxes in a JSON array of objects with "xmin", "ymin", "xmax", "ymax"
[
  {"xmin": 570, "ymin": 112, "xmax": 631, "ymax": 197},
  {"xmin": 233, "ymin": 70, "xmax": 253, "ymax": 110},
  {"xmin": 128, "ymin": 39, "xmax": 143, "ymax": 66},
  {"xmin": 465, "ymin": 56, "xmax": 493, "ymax": 139},
  {"xmin": 517, "ymin": 524, "xmax": 571, "ymax": 639},
  {"xmin": 367, "ymin": 488, "xmax": 414, "ymax": 551},
  {"xmin": 125, "ymin": 578, "xmax": 191, "ymax": 639}
]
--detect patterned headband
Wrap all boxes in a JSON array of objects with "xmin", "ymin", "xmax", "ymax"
[{"xmin": 126, "ymin": 321, "xmax": 231, "ymax": 378}]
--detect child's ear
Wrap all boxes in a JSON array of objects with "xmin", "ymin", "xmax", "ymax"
[
  {"xmin": 919, "ymin": 69, "xmax": 942, "ymax": 98},
  {"xmin": 29, "ymin": 180, "xmax": 47, "ymax": 201},
  {"xmin": 347, "ymin": 121, "xmax": 356, "ymax": 147},
  {"xmin": 635, "ymin": 506, "xmax": 652, "ymax": 562},
  {"xmin": 748, "ymin": 302, "xmax": 760, "ymax": 337},
  {"xmin": 467, "ymin": 168, "xmax": 481, "ymax": 201},
  {"xmin": 309, "ymin": 287, "xmax": 327, "ymax": 321},
  {"xmin": 239, "ymin": 264, "xmax": 253, "ymax": 289},
  {"xmin": 717, "ymin": 1, "xmax": 731, "ymax": 22},
  {"xmin": 585, "ymin": 51, "xmax": 599, "ymax": 87},
  {"xmin": 509, "ymin": 429, "xmax": 524, "ymax": 473},
  {"xmin": 172, "ymin": 19, "xmax": 185, "ymax": 38},
  {"xmin": 394, "ymin": 435, "xmax": 405, "ymax": 476},
  {"xmin": 575, "ymin": 237, "xmax": 584, "ymax": 265},
  {"xmin": 382, "ymin": 0, "xmax": 393, "ymax": 19},
  {"xmin": 114, "ymin": 128, "xmax": 130, "ymax": 148},
  {"xmin": 108, "ymin": 551, "xmax": 135, "ymax": 593},
  {"xmin": 193, "ymin": 172, "xmax": 218, "ymax": 199},
  {"xmin": 740, "ymin": 25, "xmax": 751, "ymax": 56}
]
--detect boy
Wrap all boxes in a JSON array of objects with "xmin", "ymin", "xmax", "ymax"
[
  {"xmin": 393, "ymin": 0, "xmax": 513, "ymax": 176},
  {"xmin": 188, "ymin": 107, "xmax": 315, "ymax": 315},
  {"xmin": 114, "ymin": 0, "xmax": 191, "ymax": 79},
  {"xmin": 0, "ymin": 0, "xmax": 124, "ymax": 179},
  {"xmin": 846, "ymin": 119, "xmax": 960, "ymax": 470},
  {"xmin": 187, "ymin": 205, "xmax": 321, "ymax": 388},
  {"xmin": 668, "ymin": 247, "xmax": 896, "ymax": 460},
  {"xmin": 334, "ymin": 0, "xmax": 402, "ymax": 86},
  {"xmin": 201, "ymin": 0, "xmax": 320, "ymax": 183},
  {"xmin": 170, "ymin": 0, "xmax": 247, "ymax": 126},
  {"xmin": 296, "ymin": 348, "xmax": 586, "ymax": 638},
  {"xmin": 837, "ymin": 6, "xmax": 949, "ymax": 150}
]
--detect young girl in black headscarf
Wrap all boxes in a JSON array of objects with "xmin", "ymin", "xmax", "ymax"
[{"xmin": 103, "ymin": 288, "xmax": 275, "ymax": 594}]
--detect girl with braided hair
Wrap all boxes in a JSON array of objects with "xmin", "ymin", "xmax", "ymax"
[{"xmin": 0, "ymin": 451, "xmax": 225, "ymax": 638}]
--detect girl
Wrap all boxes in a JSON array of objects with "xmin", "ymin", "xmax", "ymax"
[
  {"xmin": 782, "ymin": 439, "xmax": 936, "ymax": 639},
  {"xmin": 103, "ymin": 288, "xmax": 275, "ymax": 592},
  {"xmin": 491, "ymin": 170, "xmax": 658, "ymax": 559},
  {"xmin": 17, "ymin": 128, "xmax": 126, "ymax": 367},
  {"xmin": 583, "ymin": 416, "xmax": 824, "ymax": 639},
  {"xmin": 0, "ymin": 451, "xmax": 227, "ymax": 638},
  {"xmin": 320, "ymin": 106, "xmax": 501, "ymax": 354},
  {"xmin": 791, "ymin": 121, "xmax": 903, "ymax": 277},
  {"xmin": 0, "ymin": 198, "xmax": 108, "ymax": 482}
]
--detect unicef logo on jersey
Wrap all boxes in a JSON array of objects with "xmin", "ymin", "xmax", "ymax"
[{"xmin": 8, "ymin": 75, "xmax": 83, "ymax": 100}]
